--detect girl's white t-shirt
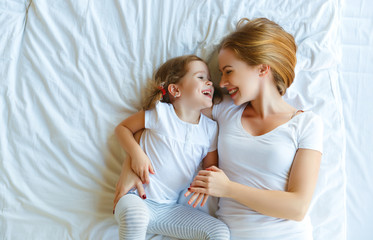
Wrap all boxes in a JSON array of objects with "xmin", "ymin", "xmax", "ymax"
[
  {"xmin": 138, "ymin": 101, "xmax": 218, "ymax": 204},
  {"xmin": 212, "ymin": 96, "xmax": 323, "ymax": 240}
]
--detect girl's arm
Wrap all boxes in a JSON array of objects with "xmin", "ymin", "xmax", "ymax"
[
  {"xmin": 202, "ymin": 150, "xmax": 218, "ymax": 169},
  {"xmin": 190, "ymin": 148, "xmax": 322, "ymax": 221},
  {"xmin": 115, "ymin": 111, "xmax": 154, "ymax": 184}
]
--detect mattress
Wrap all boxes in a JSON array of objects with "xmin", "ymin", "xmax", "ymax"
[{"xmin": 0, "ymin": 0, "xmax": 347, "ymax": 239}]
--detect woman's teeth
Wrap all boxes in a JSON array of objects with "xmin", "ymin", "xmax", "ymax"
[{"xmin": 229, "ymin": 88, "xmax": 238, "ymax": 95}]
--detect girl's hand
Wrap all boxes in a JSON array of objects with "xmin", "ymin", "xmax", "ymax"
[
  {"xmin": 131, "ymin": 151, "xmax": 155, "ymax": 184},
  {"xmin": 184, "ymin": 191, "xmax": 209, "ymax": 208},
  {"xmin": 188, "ymin": 166, "xmax": 231, "ymax": 198},
  {"xmin": 113, "ymin": 158, "xmax": 146, "ymax": 214}
]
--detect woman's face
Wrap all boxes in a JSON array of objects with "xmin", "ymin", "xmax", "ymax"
[{"xmin": 218, "ymin": 48, "xmax": 261, "ymax": 105}]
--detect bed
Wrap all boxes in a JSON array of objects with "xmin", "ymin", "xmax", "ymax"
[{"xmin": 2, "ymin": 0, "xmax": 369, "ymax": 239}]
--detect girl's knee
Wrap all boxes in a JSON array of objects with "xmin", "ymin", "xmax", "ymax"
[
  {"xmin": 206, "ymin": 221, "xmax": 230, "ymax": 240},
  {"xmin": 114, "ymin": 194, "xmax": 150, "ymax": 226}
]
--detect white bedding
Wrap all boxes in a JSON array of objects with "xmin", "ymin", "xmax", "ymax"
[
  {"xmin": 340, "ymin": 0, "xmax": 373, "ymax": 239},
  {"xmin": 0, "ymin": 0, "xmax": 347, "ymax": 239}
]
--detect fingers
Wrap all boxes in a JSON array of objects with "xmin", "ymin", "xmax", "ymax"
[
  {"xmin": 206, "ymin": 165, "xmax": 221, "ymax": 172},
  {"xmin": 201, "ymin": 194, "xmax": 209, "ymax": 207},
  {"xmin": 193, "ymin": 175, "xmax": 209, "ymax": 183},
  {"xmin": 192, "ymin": 180, "xmax": 208, "ymax": 188},
  {"xmin": 149, "ymin": 164, "xmax": 155, "ymax": 175},
  {"xmin": 197, "ymin": 170, "xmax": 213, "ymax": 176},
  {"xmin": 184, "ymin": 190, "xmax": 192, "ymax": 197},
  {"xmin": 143, "ymin": 170, "xmax": 150, "ymax": 184},
  {"xmin": 192, "ymin": 194, "xmax": 204, "ymax": 208},
  {"xmin": 188, "ymin": 186, "xmax": 206, "ymax": 195},
  {"xmin": 136, "ymin": 181, "xmax": 147, "ymax": 200},
  {"xmin": 201, "ymin": 166, "xmax": 221, "ymax": 175},
  {"xmin": 113, "ymin": 189, "xmax": 126, "ymax": 213},
  {"xmin": 187, "ymin": 192, "xmax": 199, "ymax": 206}
]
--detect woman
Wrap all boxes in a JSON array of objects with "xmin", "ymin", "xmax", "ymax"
[{"xmin": 115, "ymin": 18, "xmax": 323, "ymax": 240}]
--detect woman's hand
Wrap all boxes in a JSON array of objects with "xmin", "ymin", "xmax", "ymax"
[
  {"xmin": 188, "ymin": 166, "xmax": 231, "ymax": 198},
  {"xmin": 113, "ymin": 156, "xmax": 146, "ymax": 214},
  {"xmin": 131, "ymin": 150, "xmax": 155, "ymax": 184}
]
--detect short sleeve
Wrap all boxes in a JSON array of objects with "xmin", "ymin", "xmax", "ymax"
[
  {"xmin": 208, "ymin": 122, "xmax": 218, "ymax": 152},
  {"xmin": 212, "ymin": 95, "xmax": 230, "ymax": 121},
  {"xmin": 144, "ymin": 101, "xmax": 163, "ymax": 130},
  {"xmin": 298, "ymin": 113, "xmax": 324, "ymax": 153}
]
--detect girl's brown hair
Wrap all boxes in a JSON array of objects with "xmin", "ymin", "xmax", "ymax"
[
  {"xmin": 143, "ymin": 55, "xmax": 222, "ymax": 110},
  {"xmin": 219, "ymin": 18, "xmax": 297, "ymax": 96}
]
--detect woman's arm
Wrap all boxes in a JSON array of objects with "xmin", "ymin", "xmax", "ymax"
[
  {"xmin": 190, "ymin": 148, "xmax": 322, "ymax": 221},
  {"xmin": 184, "ymin": 150, "xmax": 218, "ymax": 207},
  {"xmin": 113, "ymin": 130, "xmax": 146, "ymax": 213},
  {"xmin": 115, "ymin": 111, "xmax": 154, "ymax": 183},
  {"xmin": 113, "ymin": 155, "xmax": 146, "ymax": 213}
]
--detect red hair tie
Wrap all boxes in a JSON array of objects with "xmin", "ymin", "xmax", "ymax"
[{"xmin": 157, "ymin": 86, "xmax": 166, "ymax": 96}]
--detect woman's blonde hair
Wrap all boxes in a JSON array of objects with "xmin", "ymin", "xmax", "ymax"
[
  {"xmin": 143, "ymin": 55, "xmax": 222, "ymax": 110},
  {"xmin": 219, "ymin": 18, "xmax": 297, "ymax": 96}
]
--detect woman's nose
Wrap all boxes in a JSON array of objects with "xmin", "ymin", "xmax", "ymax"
[{"xmin": 219, "ymin": 77, "xmax": 227, "ymax": 88}]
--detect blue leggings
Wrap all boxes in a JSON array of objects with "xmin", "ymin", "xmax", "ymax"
[{"xmin": 114, "ymin": 194, "xmax": 230, "ymax": 240}]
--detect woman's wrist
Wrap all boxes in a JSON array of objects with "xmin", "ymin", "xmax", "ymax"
[{"xmin": 225, "ymin": 180, "xmax": 245, "ymax": 199}]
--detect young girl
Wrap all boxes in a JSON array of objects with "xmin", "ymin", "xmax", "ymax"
[{"xmin": 113, "ymin": 55, "xmax": 229, "ymax": 240}]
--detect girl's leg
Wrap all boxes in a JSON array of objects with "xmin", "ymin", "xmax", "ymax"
[
  {"xmin": 114, "ymin": 194, "xmax": 150, "ymax": 240},
  {"xmin": 146, "ymin": 202, "xmax": 229, "ymax": 240}
]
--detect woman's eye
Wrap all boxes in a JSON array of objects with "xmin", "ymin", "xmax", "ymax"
[{"xmin": 226, "ymin": 70, "xmax": 232, "ymax": 74}]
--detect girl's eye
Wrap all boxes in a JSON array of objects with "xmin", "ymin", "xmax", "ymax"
[{"xmin": 198, "ymin": 76, "xmax": 204, "ymax": 79}]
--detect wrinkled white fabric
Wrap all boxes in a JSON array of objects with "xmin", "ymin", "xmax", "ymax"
[{"xmin": 0, "ymin": 0, "xmax": 346, "ymax": 240}]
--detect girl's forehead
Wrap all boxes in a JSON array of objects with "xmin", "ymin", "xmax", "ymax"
[{"xmin": 188, "ymin": 61, "xmax": 209, "ymax": 72}]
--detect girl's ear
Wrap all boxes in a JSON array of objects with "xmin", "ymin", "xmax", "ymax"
[
  {"xmin": 168, "ymin": 84, "xmax": 181, "ymax": 98},
  {"xmin": 258, "ymin": 64, "xmax": 270, "ymax": 77}
]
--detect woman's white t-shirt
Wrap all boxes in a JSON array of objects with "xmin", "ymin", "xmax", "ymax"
[
  {"xmin": 212, "ymin": 96, "xmax": 323, "ymax": 240},
  {"xmin": 138, "ymin": 101, "xmax": 218, "ymax": 204}
]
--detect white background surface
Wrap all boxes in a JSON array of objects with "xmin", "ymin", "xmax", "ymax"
[
  {"xmin": 339, "ymin": 0, "xmax": 373, "ymax": 239},
  {"xmin": 0, "ymin": 0, "xmax": 372, "ymax": 239}
]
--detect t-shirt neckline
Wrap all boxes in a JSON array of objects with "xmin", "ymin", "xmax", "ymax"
[{"xmin": 237, "ymin": 103, "xmax": 304, "ymax": 138}]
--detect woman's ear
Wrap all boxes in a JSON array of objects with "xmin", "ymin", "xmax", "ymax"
[
  {"xmin": 258, "ymin": 64, "xmax": 270, "ymax": 77},
  {"xmin": 168, "ymin": 84, "xmax": 180, "ymax": 98}
]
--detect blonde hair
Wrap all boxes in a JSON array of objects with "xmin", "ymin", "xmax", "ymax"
[
  {"xmin": 143, "ymin": 55, "xmax": 222, "ymax": 110},
  {"xmin": 219, "ymin": 18, "xmax": 297, "ymax": 96}
]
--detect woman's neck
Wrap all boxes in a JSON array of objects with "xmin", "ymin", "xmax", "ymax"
[{"xmin": 249, "ymin": 81, "xmax": 294, "ymax": 119}]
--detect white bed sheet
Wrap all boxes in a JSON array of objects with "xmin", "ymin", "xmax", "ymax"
[
  {"xmin": 1, "ymin": 0, "xmax": 345, "ymax": 239},
  {"xmin": 340, "ymin": 0, "xmax": 373, "ymax": 239}
]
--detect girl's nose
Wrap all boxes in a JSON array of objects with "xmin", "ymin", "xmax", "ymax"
[{"xmin": 206, "ymin": 80, "xmax": 213, "ymax": 86}]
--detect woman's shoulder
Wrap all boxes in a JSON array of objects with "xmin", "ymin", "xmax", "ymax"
[
  {"xmin": 212, "ymin": 94, "xmax": 243, "ymax": 120},
  {"xmin": 297, "ymin": 110, "xmax": 322, "ymax": 122},
  {"xmin": 294, "ymin": 110, "xmax": 324, "ymax": 132}
]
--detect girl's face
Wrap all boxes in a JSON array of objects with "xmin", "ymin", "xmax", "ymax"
[
  {"xmin": 218, "ymin": 48, "xmax": 261, "ymax": 105},
  {"xmin": 178, "ymin": 61, "xmax": 214, "ymax": 110}
]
